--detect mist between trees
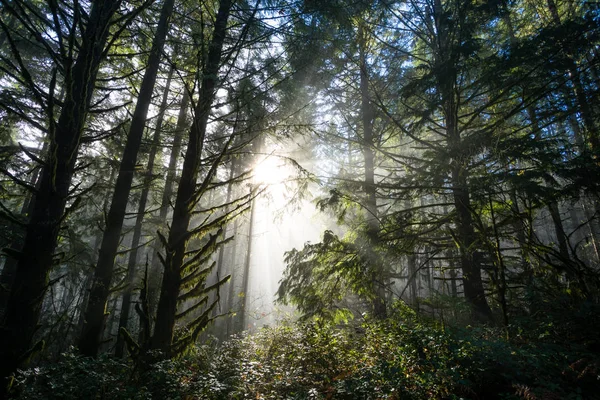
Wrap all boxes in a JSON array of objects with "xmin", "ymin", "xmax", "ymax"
[{"xmin": 0, "ymin": 0, "xmax": 599, "ymax": 399}]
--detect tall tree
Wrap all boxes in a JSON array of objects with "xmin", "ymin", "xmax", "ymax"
[
  {"xmin": 150, "ymin": 0, "xmax": 234, "ymax": 356},
  {"xmin": 115, "ymin": 62, "xmax": 175, "ymax": 358},
  {"xmin": 147, "ymin": 87, "xmax": 190, "ymax": 321},
  {"xmin": 79, "ymin": 0, "xmax": 176, "ymax": 357},
  {"xmin": 429, "ymin": 0, "xmax": 493, "ymax": 320},
  {"xmin": 0, "ymin": 0, "xmax": 126, "ymax": 392},
  {"xmin": 358, "ymin": 21, "xmax": 387, "ymax": 318}
]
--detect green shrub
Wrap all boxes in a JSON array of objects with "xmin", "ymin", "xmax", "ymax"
[
  {"xmin": 12, "ymin": 351, "xmax": 148, "ymax": 400},
  {"xmin": 11, "ymin": 303, "xmax": 600, "ymax": 399}
]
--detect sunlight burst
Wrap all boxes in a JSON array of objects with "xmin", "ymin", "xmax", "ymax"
[{"xmin": 252, "ymin": 155, "xmax": 290, "ymax": 186}]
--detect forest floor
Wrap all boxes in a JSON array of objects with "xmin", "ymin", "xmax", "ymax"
[{"xmin": 9, "ymin": 300, "xmax": 600, "ymax": 400}]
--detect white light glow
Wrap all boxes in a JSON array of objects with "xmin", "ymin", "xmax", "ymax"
[{"xmin": 252, "ymin": 155, "xmax": 289, "ymax": 186}]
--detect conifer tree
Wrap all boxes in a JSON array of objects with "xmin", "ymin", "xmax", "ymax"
[{"xmin": 0, "ymin": 0, "xmax": 129, "ymax": 392}]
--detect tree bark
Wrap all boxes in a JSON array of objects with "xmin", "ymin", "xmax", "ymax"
[
  {"xmin": 0, "ymin": 142, "xmax": 47, "ymax": 321},
  {"xmin": 0, "ymin": 0, "xmax": 122, "ymax": 393},
  {"xmin": 548, "ymin": 202, "xmax": 571, "ymax": 263},
  {"xmin": 79, "ymin": 0, "xmax": 175, "ymax": 357},
  {"xmin": 151, "ymin": 0, "xmax": 232, "ymax": 355},
  {"xmin": 358, "ymin": 23, "xmax": 386, "ymax": 318},
  {"xmin": 433, "ymin": 0, "xmax": 492, "ymax": 322},
  {"xmin": 147, "ymin": 88, "xmax": 190, "ymax": 325},
  {"xmin": 115, "ymin": 64, "xmax": 174, "ymax": 358},
  {"xmin": 449, "ymin": 137, "xmax": 493, "ymax": 321}
]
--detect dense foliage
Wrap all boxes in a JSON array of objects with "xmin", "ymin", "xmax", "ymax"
[
  {"xmin": 11, "ymin": 299, "xmax": 600, "ymax": 399},
  {"xmin": 1, "ymin": 0, "xmax": 600, "ymax": 397}
]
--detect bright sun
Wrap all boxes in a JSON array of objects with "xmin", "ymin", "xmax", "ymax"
[{"xmin": 252, "ymin": 155, "xmax": 290, "ymax": 186}]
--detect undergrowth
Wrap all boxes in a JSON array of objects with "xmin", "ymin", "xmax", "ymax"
[{"xmin": 10, "ymin": 301, "xmax": 600, "ymax": 399}]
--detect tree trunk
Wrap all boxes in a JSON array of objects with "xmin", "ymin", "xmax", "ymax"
[
  {"xmin": 151, "ymin": 0, "xmax": 232, "ymax": 355},
  {"xmin": 548, "ymin": 202, "xmax": 571, "ymax": 263},
  {"xmin": 407, "ymin": 253, "xmax": 418, "ymax": 306},
  {"xmin": 79, "ymin": 0, "xmax": 175, "ymax": 357},
  {"xmin": 147, "ymin": 88, "xmax": 190, "ymax": 325},
  {"xmin": 450, "ymin": 150, "xmax": 493, "ymax": 321},
  {"xmin": 115, "ymin": 64, "xmax": 174, "ymax": 358},
  {"xmin": 432, "ymin": 0, "xmax": 492, "ymax": 322},
  {"xmin": 76, "ymin": 166, "xmax": 118, "ymax": 339},
  {"xmin": 239, "ymin": 197, "xmax": 256, "ymax": 333},
  {"xmin": 358, "ymin": 23, "xmax": 386, "ymax": 318},
  {"xmin": 0, "ymin": 1, "xmax": 122, "ymax": 392},
  {"xmin": 581, "ymin": 199, "xmax": 600, "ymax": 263},
  {"xmin": 0, "ymin": 142, "xmax": 46, "ymax": 321},
  {"xmin": 209, "ymin": 158, "xmax": 238, "ymax": 340},
  {"xmin": 489, "ymin": 196, "xmax": 509, "ymax": 329},
  {"xmin": 226, "ymin": 218, "xmax": 241, "ymax": 337}
]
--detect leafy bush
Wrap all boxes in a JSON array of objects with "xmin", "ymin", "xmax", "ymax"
[
  {"xmin": 11, "ymin": 349, "xmax": 202, "ymax": 399},
  {"xmin": 12, "ymin": 351, "xmax": 147, "ymax": 400}
]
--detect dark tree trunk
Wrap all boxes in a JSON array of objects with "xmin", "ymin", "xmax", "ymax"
[
  {"xmin": 432, "ymin": 0, "xmax": 492, "ymax": 322},
  {"xmin": 407, "ymin": 253, "xmax": 418, "ymax": 305},
  {"xmin": 76, "ymin": 166, "xmax": 118, "ymax": 339},
  {"xmin": 0, "ymin": 1, "xmax": 122, "ymax": 393},
  {"xmin": 449, "ymin": 261, "xmax": 458, "ymax": 298},
  {"xmin": 115, "ymin": 64, "xmax": 174, "ymax": 358},
  {"xmin": 0, "ymin": 142, "xmax": 46, "ymax": 321},
  {"xmin": 450, "ymin": 153, "xmax": 493, "ymax": 321},
  {"xmin": 489, "ymin": 197, "xmax": 509, "ymax": 329},
  {"xmin": 79, "ymin": 0, "xmax": 175, "ymax": 357},
  {"xmin": 151, "ymin": 0, "xmax": 232, "ymax": 355},
  {"xmin": 147, "ymin": 88, "xmax": 190, "ymax": 324},
  {"xmin": 548, "ymin": 202, "xmax": 571, "ymax": 263},
  {"xmin": 358, "ymin": 23, "xmax": 386, "ymax": 318},
  {"xmin": 582, "ymin": 200, "xmax": 600, "ymax": 263}
]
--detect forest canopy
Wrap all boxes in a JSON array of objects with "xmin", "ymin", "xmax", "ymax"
[{"xmin": 0, "ymin": 0, "xmax": 599, "ymax": 398}]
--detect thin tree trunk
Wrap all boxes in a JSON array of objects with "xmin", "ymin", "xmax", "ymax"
[
  {"xmin": 79, "ymin": 0, "xmax": 175, "ymax": 357},
  {"xmin": 358, "ymin": 23, "xmax": 386, "ymax": 318},
  {"xmin": 76, "ymin": 166, "xmax": 118, "ymax": 339},
  {"xmin": 226, "ymin": 218, "xmax": 240, "ymax": 337},
  {"xmin": 581, "ymin": 199, "xmax": 600, "ymax": 263},
  {"xmin": 151, "ymin": 0, "xmax": 232, "ymax": 355},
  {"xmin": 0, "ymin": 1, "xmax": 122, "ymax": 392},
  {"xmin": 449, "ymin": 262, "xmax": 458, "ymax": 298},
  {"xmin": 239, "ymin": 198, "xmax": 256, "ymax": 333},
  {"xmin": 210, "ymin": 158, "xmax": 237, "ymax": 340},
  {"xmin": 509, "ymin": 188, "xmax": 533, "ymax": 284},
  {"xmin": 115, "ymin": 64, "xmax": 174, "ymax": 358},
  {"xmin": 147, "ymin": 88, "xmax": 190, "ymax": 324},
  {"xmin": 489, "ymin": 196, "xmax": 509, "ymax": 330},
  {"xmin": 548, "ymin": 202, "xmax": 571, "ymax": 263},
  {"xmin": 407, "ymin": 253, "xmax": 418, "ymax": 306}
]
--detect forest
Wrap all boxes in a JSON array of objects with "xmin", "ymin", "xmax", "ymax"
[{"xmin": 0, "ymin": 0, "xmax": 599, "ymax": 398}]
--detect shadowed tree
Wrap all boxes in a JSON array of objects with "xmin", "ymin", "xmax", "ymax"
[
  {"xmin": 0, "ymin": 0, "xmax": 128, "ymax": 393},
  {"xmin": 79, "ymin": 0, "xmax": 176, "ymax": 357},
  {"xmin": 150, "ymin": 0, "xmax": 234, "ymax": 356},
  {"xmin": 114, "ymin": 61, "xmax": 175, "ymax": 358}
]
